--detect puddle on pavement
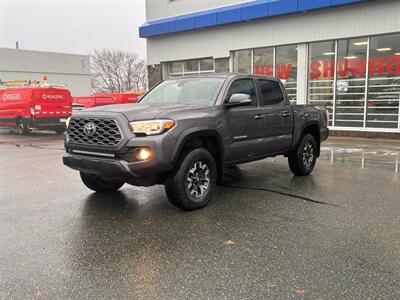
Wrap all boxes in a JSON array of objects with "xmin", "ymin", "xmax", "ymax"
[{"xmin": 320, "ymin": 146, "xmax": 400, "ymax": 173}]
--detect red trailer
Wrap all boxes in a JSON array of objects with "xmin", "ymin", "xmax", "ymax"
[
  {"xmin": 72, "ymin": 92, "xmax": 143, "ymax": 111},
  {"xmin": 0, "ymin": 86, "xmax": 72, "ymax": 134}
]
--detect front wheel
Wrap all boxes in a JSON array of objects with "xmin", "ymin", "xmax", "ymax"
[
  {"xmin": 80, "ymin": 172, "xmax": 124, "ymax": 193},
  {"xmin": 165, "ymin": 148, "xmax": 217, "ymax": 211},
  {"xmin": 288, "ymin": 134, "xmax": 317, "ymax": 176},
  {"xmin": 17, "ymin": 119, "xmax": 30, "ymax": 135}
]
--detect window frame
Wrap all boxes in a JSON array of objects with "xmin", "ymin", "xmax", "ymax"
[
  {"xmin": 306, "ymin": 32, "xmax": 400, "ymax": 130},
  {"xmin": 256, "ymin": 79, "xmax": 285, "ymax": 106},
  {"xmin": 167, "ymin": 58, "xmax": 215, "ymax": 77},
  {"xmin": 231, "ymin": 43, "xmax": 298, "ymax": 104},
  {"xmin": 224, "ymin": 78, "xmax": 260, "ymax": 108},
  {"xmin": 232, "ymin": 49, "xmax": 253, "ymax": 74}
]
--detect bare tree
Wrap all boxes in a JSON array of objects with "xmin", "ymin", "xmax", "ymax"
[{"xmin": 91, "ymin": 49, "xmax": 147, "ymax": 93}]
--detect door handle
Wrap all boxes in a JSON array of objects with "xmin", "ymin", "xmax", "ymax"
[
  {"xmin": 254, "ymin": 114, "xmax": 265, "ymax": 120},
  {"xmin": 280, "ymin": 111, "xmax": 291, "ymax": 117}
]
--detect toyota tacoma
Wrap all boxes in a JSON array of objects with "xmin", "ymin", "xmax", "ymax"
[{"xmin": 63, "ymin": 74, "xmax": 329, "ymax": 210}]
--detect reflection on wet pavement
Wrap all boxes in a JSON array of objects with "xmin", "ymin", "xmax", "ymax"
[
  {"xmin": 320, "ymin": 138, "xmax": 400, "ymax": 173},
  {"xmin": 1, "ymin": 132, "xmax": 400, "ymax": 299}
]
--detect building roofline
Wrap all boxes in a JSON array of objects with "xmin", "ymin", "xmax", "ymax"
[
  {"xmin": 0, "ymin": 47, "xmax": 90, "ymax": 58},
  {"xmin": 139, "ymin": 0, "xmax": 367, "ymax": 38}
]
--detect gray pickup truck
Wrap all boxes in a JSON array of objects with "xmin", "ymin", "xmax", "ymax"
[{"xmin": 64, "ymin": 74, "xmax": 328, "ymax": 210}]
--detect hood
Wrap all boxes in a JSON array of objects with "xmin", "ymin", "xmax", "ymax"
[{"xmin": 82, "ymin": 103, "xmax": 216, "ymax": 121}]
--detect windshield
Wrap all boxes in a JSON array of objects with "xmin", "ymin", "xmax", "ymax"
[{"xmin": 140, "ymin": 77, "xmax": 225, "ymax": 106}]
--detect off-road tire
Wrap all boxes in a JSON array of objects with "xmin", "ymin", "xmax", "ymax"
[
  {"xmin": 17, "ymin": 119, "xmax": 30, "ymax": 135},
  {"xmin": 80, "ymin": 172, "xmax": 124, "ymax": 193},
  {"xmin": 288, "ymin": 134, "xmax": 317, "ymax": 176},
  {"xmin": 165, "ymin": 148, "xmax": 217, "ymax": 211}
]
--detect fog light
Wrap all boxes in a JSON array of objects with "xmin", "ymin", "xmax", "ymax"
[{"xmin": 135, "ymin": 147, "xmax": 152, "ymax": 161}]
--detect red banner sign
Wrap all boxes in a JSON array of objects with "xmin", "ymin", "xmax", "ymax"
[
  {"xmin": 254, "ymin": 55, "xmax": 400, "ymax": 80},
  {"xmin": 311, "ymin": 55, "xmax": 400, "ymax": 79}
]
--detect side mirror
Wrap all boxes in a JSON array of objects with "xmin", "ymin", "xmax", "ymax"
[{"xmin": 226, "ymin": 93, "xmax": 252, "ymax": 107}]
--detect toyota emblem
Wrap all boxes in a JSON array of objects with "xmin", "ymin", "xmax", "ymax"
[{"xmin": 83, "ymin": 122, "xmax": 97, "ymax": 136}]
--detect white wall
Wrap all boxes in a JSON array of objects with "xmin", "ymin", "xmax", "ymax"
[
  {"xmin": 0, "ymin": 48, "xmax": 92, "ymax": 95},
  {"xmin": 146, "ymin": 0, "xmax": 400, "ymax": 65}
]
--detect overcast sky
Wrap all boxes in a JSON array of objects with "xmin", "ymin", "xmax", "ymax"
[{"xmin": 0, "ymin": 0, "xmax": 146, "ymax": 59}]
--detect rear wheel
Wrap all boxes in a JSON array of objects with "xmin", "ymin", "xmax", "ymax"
[
  {"xmin": 16, "ymin": 119, "xmax": 30, "ymax": 135},
  {"xmin": 165, "ymin": 148, "xmax": 217, "ymax": 211},
  {"xmin": 80, "ymin": 172, "xmax": 124, "ymax": 193},
  {"xmin": 288, "ymin": 134, "xmax": 317, "ymax": 176}
]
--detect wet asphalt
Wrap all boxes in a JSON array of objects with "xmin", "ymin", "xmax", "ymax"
[{"xmin": 0, "ymin": 129, "xmax": 400, "ymax": 299}]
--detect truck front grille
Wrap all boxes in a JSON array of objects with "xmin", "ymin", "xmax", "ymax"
[{"xmin": 67, "ymin": 117, "xmax": 122, "ymax": 147}]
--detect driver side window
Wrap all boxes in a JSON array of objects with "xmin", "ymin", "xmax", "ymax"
[{"xmin": 227, "ymin": 79, "xmax": 258, "ymax": 107}]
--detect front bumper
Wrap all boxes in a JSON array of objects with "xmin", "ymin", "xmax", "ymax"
[
  {"xmin": 63, "ymin": 154, "xmax": 133, "ymax": 178},
  {"xmin": 26, "ymin": 117, "xmax": 68, "ymax": 128},
  {"xmin": 63, "ymin": 112, "xmax": 178, "ymax": 183},
  {"xmin": 63, "ymin": 147, "xmax": 174, "ymax": 177},
  {"xmin": 64, "ymin": 130, "xmax": 177, "ymax": 177}
]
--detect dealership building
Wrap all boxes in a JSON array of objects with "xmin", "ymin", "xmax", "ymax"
[
  {"xmin": 0, "ymin": 48, "xmax": 91, "ymax": 95},
  {"xmin": 140, "ymin": 0, "xmax": 400, "ymax": 136}
]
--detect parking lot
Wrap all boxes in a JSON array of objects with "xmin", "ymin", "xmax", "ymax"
[{"xmin": 1, "ymin": 129, "xmax": 400, "ymax": 299}]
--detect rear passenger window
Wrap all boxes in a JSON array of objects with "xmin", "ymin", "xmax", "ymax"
[
  {"xmin": 227, "ymin": 79, "xmax": 257, "ymax": 106},
  {"xmin": 257, "ymin": 80, "xmax": 284, "ymax": 106}
]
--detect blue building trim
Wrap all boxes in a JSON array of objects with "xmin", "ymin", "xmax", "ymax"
[{"xmin": 139, "ymin": 0, "xmax": 366, "ymax": 38}]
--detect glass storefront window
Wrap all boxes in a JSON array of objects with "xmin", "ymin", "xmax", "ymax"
[
  {"xmin": 233, "ymin": 50, "xmax": 252, "ymax": 74},
  {"xmin": 308, "ymin": 41, "xmax": 335, "ymax": 126},
  {"xmin": 230, "ymin": 33, "xmax": 399, "ymax": 131},
  {"xmin": 367, "ymin": 33, "xmax": 400, "ymax": 129},
  {"xmin": 215, "ymin": 58, "xmax": 229, "ymax": 73},
  {"xmin": 200, "ymin": 58, "xmax": 214, "ymax": 72},
  {"xmin": 233, "ymin": 46, "xmax": 297, "ymax": 103},
  {"xmin": 335, "ymin": 38, "xmax": 368, "ymax": 127},
  {"xmin": 276, "ymin": 45, "xmax": 298, "ymax": 103},
  {"xmin": 254, "ymin": 47, "xmax": 274, "ymax": 77},
  {"xmin": 167, "ymin": 58, "xmax": 214, "ymax": 77},
  {"xmin": 184, "ymin": 60, "xmax": 199, "ymax": 73},
  {"xmin": 169, "ymin": 62, "xmax": 184, "ymax": 75}
]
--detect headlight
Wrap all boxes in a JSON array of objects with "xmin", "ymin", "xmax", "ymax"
[
  {"xmin": 66, "ymin": 117, "xmax": 71, "ymax": 128},
  {"xmin": 130, "ymin": 119, "xmax": 175, "ymax": 136}
]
